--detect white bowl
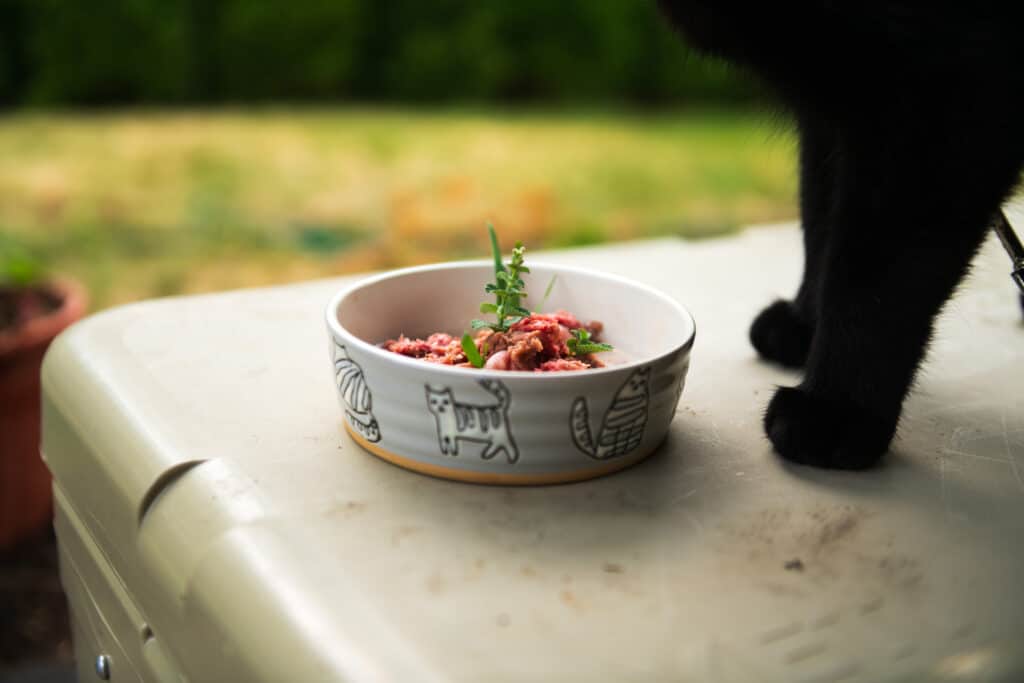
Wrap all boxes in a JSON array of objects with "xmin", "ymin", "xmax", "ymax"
[{"xmin": 325, "ymin": 261, "xmax": 695, "ymax": 485}]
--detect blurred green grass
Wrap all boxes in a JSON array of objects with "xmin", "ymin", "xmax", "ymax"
[{"xmin": 0, "ymin": 107, "xmax": 797, "ymax": 309}]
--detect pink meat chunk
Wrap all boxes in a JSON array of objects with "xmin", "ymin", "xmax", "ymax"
[
  {"xmin": 382, "ymin": 332, "xmax": 468, "ymax": 366},
  {"xmin": 383, "ymin": 310, "xmax": 607, "ymax": 372}
]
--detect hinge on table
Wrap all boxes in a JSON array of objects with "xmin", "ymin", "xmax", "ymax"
[{"xmin": 993, "ymin": 210, "xmax": 1024, "ymax": 294}]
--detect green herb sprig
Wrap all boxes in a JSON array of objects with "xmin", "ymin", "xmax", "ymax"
[
  {"xmin": 465, "ymin": 223, "xmax": 612, "ymax": 367},
  {"xmin": 471, "ymin": 223, "xmax": 531, "ymax": 333},
  {"xmin": 566, "ymin": 328, "xmax": 613, "ymax": 356}
]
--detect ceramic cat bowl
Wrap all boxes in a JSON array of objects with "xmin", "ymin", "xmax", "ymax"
[{"xmin": 325, "ymin": 261, "xmax": 695, "ymax": 485}]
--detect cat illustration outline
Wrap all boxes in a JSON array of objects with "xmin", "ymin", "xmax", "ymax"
[
  {"xmin": 333, "ymin": 340, "xmax": 381, "ymax": 443},
  {"xmin": 571, "ymin": 367, "xmax": 651, "ymax": 460},
  {"xmin": 425, "ymin": 380, "xmax": 519, "ymax": 463},
  {"xmin": 670, "ymin": 360, "xmax": 689, "ymax": 421}
]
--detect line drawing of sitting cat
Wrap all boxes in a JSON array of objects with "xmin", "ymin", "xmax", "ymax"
[
  {"xmin": 333, "ymin": 340, "xmax": 381, "ymax": 443},
  {"xmin": 425, "ymin": 380, "xmax": 519, "ymax": 463},
  {"xmin": 571, "ymin": 367, "xmax": 651, "ymax": 460}
]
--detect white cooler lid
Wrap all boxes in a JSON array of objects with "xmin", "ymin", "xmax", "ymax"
[{"xmin": 42, "ymin": 222, "xmax": 1024, "ymax": 682}]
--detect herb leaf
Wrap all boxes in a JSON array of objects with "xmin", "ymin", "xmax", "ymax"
[
  {"xmin": 477, "ymin": 225, "xmax": 531, "ymax": 333},
  {"xmin": 462, "ymin": 333, "xmax": 485, "ymax": 368},
  {"xmin": 488, "ymin": 222, "xmax": 505, "ymax": 278},
  {"xmin": 537, "ymin": 274, "xmax": 557, "ymax": 312},
  {"xmin": 566, "ymin": 328, "xmax": 614, "ymax": 356}
]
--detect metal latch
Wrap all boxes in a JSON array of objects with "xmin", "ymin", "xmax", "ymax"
[{"xmin": 993, "ymin": 210, "xmax": 1024, "ymax": 294}]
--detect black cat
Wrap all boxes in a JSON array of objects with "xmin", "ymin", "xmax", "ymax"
[{"xmin": 658, "ymin": 2, "xmax": 1024, "ymax": 469}]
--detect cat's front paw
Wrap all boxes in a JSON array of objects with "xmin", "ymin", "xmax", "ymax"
[
  {"xmin": 749, "ymin": 300, "xmax": 813, "ymax": 368},
  {"xmin": 763, "ymin": 387, "xmax": 895, "ymax": 470}
]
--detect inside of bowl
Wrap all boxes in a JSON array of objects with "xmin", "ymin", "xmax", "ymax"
[{"xmin": 335, "ymin": 263, "xmax": 693, "ymax": 363}]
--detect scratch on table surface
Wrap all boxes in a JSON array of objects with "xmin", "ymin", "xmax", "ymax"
[
  {"xmin": 939, "ymin": 456, "xmax": 953, "ymax": 522},
  {"xmin": 940, "ymin": 447, "xmax": 1008, "ymax": 464},
  {"xmin": 928, "ymin": 395, "xmax": 1014, "ymax": 415},
  {"xmin": 703, "ymin": 420, "xmax": 725, "ymax": 449},
  {"xmin": 680, "ymin": 507, "xmax": 707, "ymax": 537},
  {"xmin": 1003, "ymin": 412, "xmax": 1024, "ymax": 494},
  {"xmin": 950, "ymin": 425, "xmax": 971, "ymax": 443}
]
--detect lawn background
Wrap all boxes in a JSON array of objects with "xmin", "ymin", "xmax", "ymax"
[{"xmin": 1, "ymin": 107, "xmax": 797, "ymax": 310}]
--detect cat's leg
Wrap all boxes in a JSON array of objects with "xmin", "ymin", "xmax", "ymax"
[
  {"xmin": 765, "ymin": 124, "xmax": 1021, "ymax": 469},
  {"xmin": 750, "ymin": 115, "xmax": 837, "ymax": 368},
  {"xmin": 437, "ymin": 416, "xmax": 458, "ymax": 456},
  {"xmin": 480, "ymin": 442, "xmax": 504, "ymax": 460},
  {"xmin": 481, "ymin": 435, "xmax": 519, "ymax": 463}
]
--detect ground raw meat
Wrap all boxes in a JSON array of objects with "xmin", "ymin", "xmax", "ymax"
[
  {"xmin": 538, "ymin": 358, "xmax": 593, "ymax": 372},
  {"xmin": 382, "ymin": 310, "xmax": 607, "ymax": 372},
  {"xmin": 381, "ymin": 332, "xmax": 469, "ymax": 366}
]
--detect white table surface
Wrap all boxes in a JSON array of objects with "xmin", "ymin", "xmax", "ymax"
[{"xmin": 42, "ymin": 218, "xmax": 1024, "ymax": 682}]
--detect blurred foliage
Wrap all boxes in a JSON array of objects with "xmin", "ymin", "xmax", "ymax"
[
  {"xmin": 0, "ymin": 108, "xmax": 796, "ymax": 308},
  {"xmin": 0, "ymin": 0, "xmax": 757, "ymax": 107},
  {"xmin": 0, "ymin": 233, "xmax": 44, "ymax": 286}
]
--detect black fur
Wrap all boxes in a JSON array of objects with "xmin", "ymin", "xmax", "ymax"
[{"xmin": 659, "ymin": 2, "xmax": 1024, "ymax": 469}]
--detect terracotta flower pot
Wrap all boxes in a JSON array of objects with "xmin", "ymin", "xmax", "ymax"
[{"xmin": 0, "ymin": 279, "xmax": 87, "ymax": 549}]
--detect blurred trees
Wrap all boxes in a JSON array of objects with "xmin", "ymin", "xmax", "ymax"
[{"xmin": 0, "ymin": 0, "xmax": 754, "ymax": 107}]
